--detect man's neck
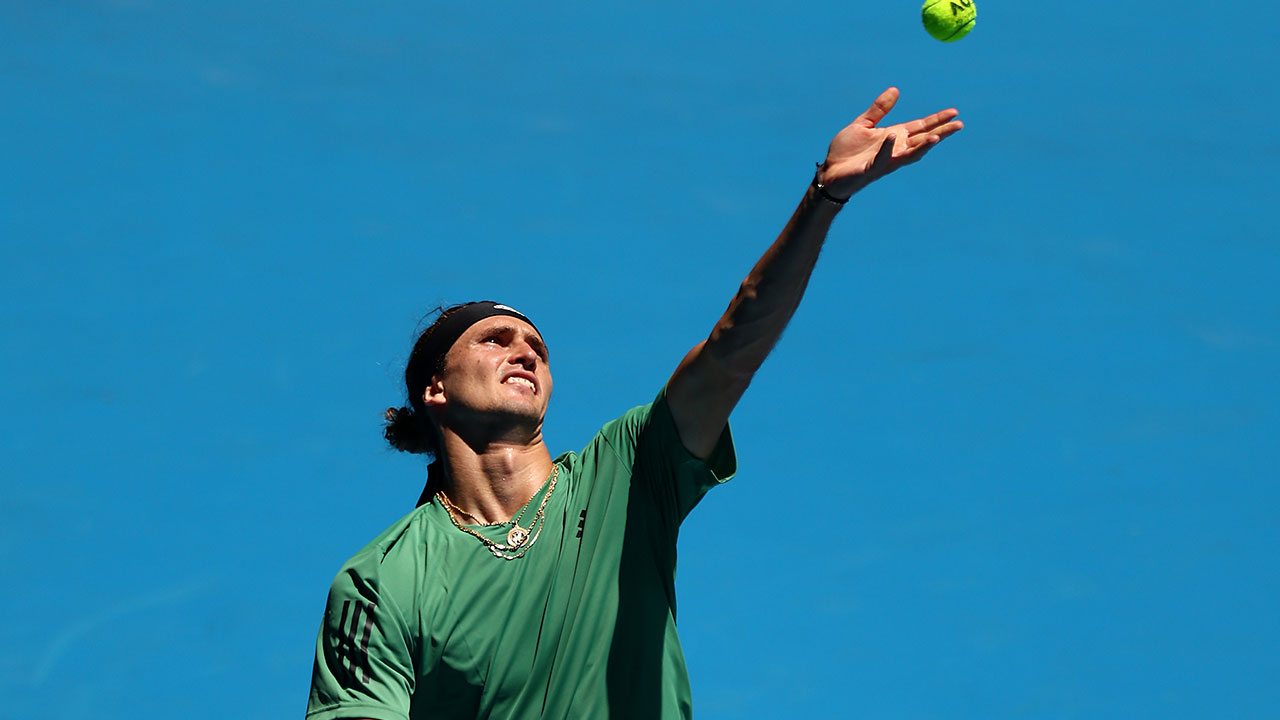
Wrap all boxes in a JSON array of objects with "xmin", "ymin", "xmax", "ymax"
[{"xmin": 437, "ymin": 432, "xmax": 555, "ymax": 525}]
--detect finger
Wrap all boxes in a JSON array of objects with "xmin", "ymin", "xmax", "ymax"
[
  {"xmin": 896, "ymin": 136, "xmax": 940, "ymax": 166},
  {"xmin": 856, "ymin": 87, "xmax": 900, "ymax": 128},
  {"xmin": 903, "ymin": 134, "xmax": 939, "ymax": 154},
  {"xmin": 903, "ymin": 108, "xmax": 959, "ymax": 135},
  {"xmin": 900, "ymin": 123, "xmax": 963, "ymax": 164},
  {"xmin": 905, "ymin": 120, "xmax": 963, "ymax": 148}
]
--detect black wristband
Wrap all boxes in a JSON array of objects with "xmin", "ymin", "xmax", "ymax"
[{"xmin": 812, "ymin": 163, "xmax": 848, "ymax": 206}]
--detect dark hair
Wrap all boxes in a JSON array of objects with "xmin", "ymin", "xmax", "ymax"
[{"xmin": 383, "ymin": 303, "xmax": 474, "ymax": 455}]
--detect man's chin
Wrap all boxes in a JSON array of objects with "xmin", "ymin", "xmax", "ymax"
[{"xmin": 473, "ymin": 405, "xmax": 546, "ymax": 440}]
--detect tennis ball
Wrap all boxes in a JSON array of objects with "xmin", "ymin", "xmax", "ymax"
[{"xmin": 922, "ymin": 0, "xmax": 976, "ymax": 42}]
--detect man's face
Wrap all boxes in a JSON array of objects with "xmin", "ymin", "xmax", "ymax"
[{"xmin": 424, "ymin": 316, "xmax": 552, "ymax": 437}]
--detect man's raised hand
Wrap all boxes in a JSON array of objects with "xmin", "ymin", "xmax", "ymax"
[{"xmin": 817, "ymin": 87, "xmax": 963, "ymax": 200}]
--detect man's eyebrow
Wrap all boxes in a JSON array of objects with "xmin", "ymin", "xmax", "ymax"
[
  {"xmin": 479, "ymin": 323, "xmax": 517, "ymax": 337},
  {"xmin": 477, "ymin": 324, "xmax": 549, "ymax": 358}
]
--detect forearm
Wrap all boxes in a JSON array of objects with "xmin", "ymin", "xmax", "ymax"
[
  {"xmin": 667, "ymin": 180, "xmax": 841, "ymax": 457},
  {"xmin": 705, "ymin": 181, "xmax": 841, "ymax": 378}
]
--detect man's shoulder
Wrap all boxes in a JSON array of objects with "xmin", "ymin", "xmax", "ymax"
[
  {"xmin": 336, "ymin": 503, "xmax": 436, "ymax": 579},
  {"xmin": 558, "ymin": 388, "xmax": 677, "ymax": 486},
  {"xmin": 592, "ymin": 387, "xmax": 668, "ymax": 449}
]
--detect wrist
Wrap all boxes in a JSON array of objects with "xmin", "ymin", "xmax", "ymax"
[{"xmin": 812, "ymin": 163, "xmax": 851, "ymax": 206}]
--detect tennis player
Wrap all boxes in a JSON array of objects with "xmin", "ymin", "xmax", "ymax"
[{"xmin": 307, "ymin": 87, "xmax": 962, "ymax": 720}]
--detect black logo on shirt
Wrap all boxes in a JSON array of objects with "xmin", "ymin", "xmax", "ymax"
[{"xmin": 336, "ymin": 600, "xmax": 374, "ymax": 687}]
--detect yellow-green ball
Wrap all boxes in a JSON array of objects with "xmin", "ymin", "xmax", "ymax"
[{"xmin": 922, "ymin": 0, "xmax": 976, "ymax": 42}]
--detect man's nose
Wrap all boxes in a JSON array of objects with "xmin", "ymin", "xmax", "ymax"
[{"xmin": 510, "ymin": 342, "xmax": 538, "ymax": 368}]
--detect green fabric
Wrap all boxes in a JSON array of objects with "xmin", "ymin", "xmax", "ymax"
[{"xmin": 307, "ymin": 386, "xmax": 736, "ymax": 720}]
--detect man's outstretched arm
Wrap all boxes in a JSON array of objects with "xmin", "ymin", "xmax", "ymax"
[{"xmin": 666, "ymin": 87, "xmax": 963, "ymax": 459}]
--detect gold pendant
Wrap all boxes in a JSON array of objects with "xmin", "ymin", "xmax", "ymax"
[{"xmin": 506, "ymin": 526, "xmax": 529, "ymax": 548}]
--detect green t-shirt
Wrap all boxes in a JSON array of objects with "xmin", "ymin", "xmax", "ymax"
[{"xmin": 307, "ymin": 387, "xmax": 736, "ymax": 720}]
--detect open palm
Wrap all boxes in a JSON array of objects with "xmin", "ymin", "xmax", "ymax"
[{"xmin": 819, "ymin": 87, "xmax": 963, "ymax": 199}]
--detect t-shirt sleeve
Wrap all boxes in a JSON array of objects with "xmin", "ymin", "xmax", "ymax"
[
  {"xmin": 307, "ymin": 548, "xmax": 416, "ymax": 720},
  {"xmin": 598, "ymin": 384, "xmax": 737, "ymax": 527}
]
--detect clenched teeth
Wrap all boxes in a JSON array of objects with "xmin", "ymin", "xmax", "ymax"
[{"xmin": 505, "ymin": 377, "xmax": 536, "ymax": 392}]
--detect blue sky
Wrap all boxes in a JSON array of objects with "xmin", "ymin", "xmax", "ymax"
[{"xmin": 3, "ymin": 1, "xmax": 1277, "ymax": 718}]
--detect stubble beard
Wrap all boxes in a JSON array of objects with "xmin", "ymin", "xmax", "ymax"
[{"xmin": 444, "ymin": 393, "xmax": 546, "ymax": 449}]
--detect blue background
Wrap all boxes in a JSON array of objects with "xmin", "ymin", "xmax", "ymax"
[{"xmin": 3, "ymin": 1, "xmax": 1277, "ymax": 717}]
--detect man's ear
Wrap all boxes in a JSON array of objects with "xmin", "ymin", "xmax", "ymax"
[{"xmin": 423, "ymin": 374, "xmax": 446, "ymax": 409}]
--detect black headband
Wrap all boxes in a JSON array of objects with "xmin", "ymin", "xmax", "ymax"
[{"xmin": 413, "ymin": 301, "xmax": 541, "ymax": 385}]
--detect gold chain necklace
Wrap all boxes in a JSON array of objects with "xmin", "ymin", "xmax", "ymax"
[
  {"xmin": 438, "ymin": 490, "xmax": 532, "ymax": 529},
  {"xmin": 436, "ymin": 466, "xmax": 559, "ymax": 560}
]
